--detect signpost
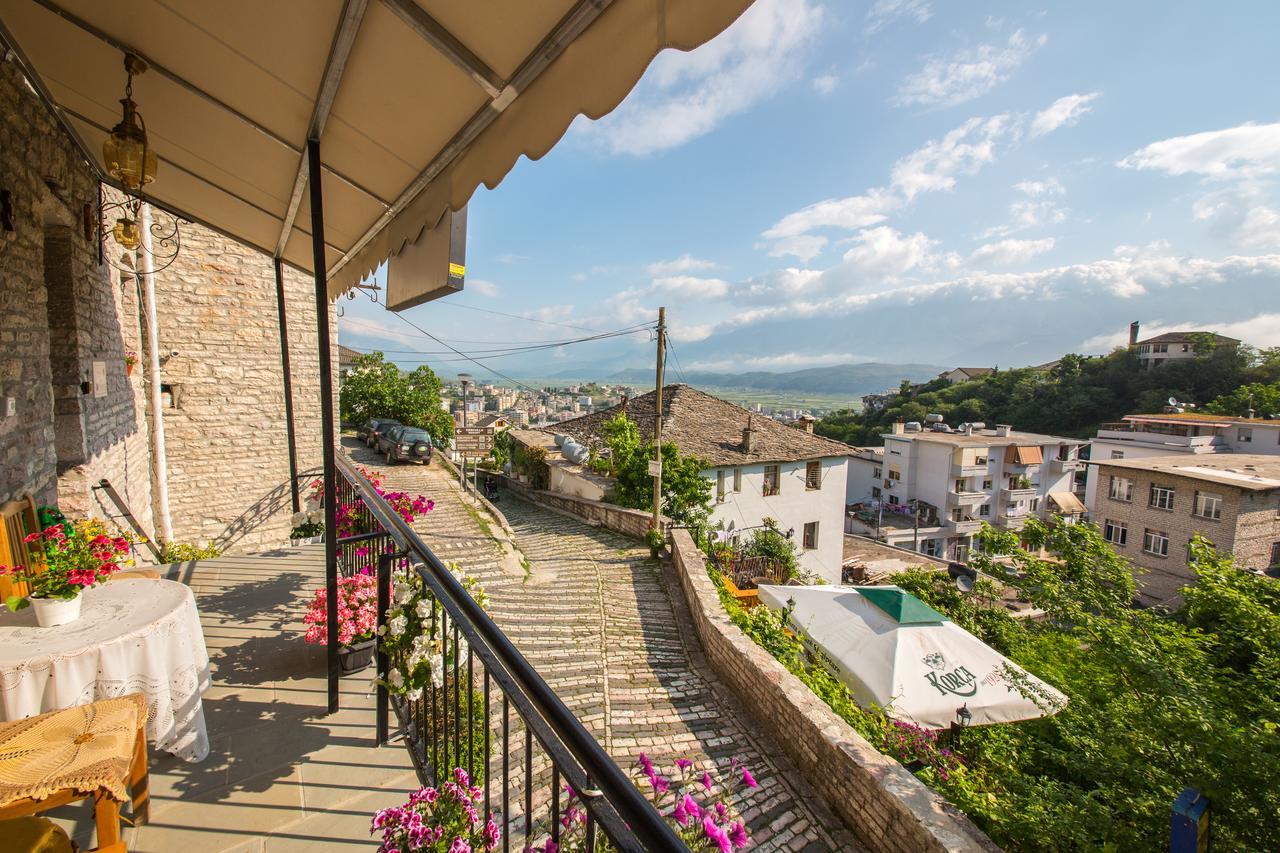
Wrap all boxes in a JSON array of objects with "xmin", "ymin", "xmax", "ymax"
[{"xmin": 455, "ymin": 426, "xmax": 495, "ymax": 495}]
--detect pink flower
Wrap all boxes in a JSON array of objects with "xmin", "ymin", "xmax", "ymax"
[
  {"xmin": 676, "ymin": 758, "xmax": 692, "ymax": 772},
  {"xmin": 740, "ymin": 767, "xmax": 758, "ymax": 789},
  {"xmin": 700, "ymin": 771, "xmax": 713, "ymax": 792},
  {"xmin": 447, "ymin": 837, "xmax": 471, "ymax": 853},
  {"xmin": 728, "ymin": 821, "xmax": 750, "ymax": 850},
  {"xmin": 703, "ymin": 816, "xmax": 733, "ymax": 853}
]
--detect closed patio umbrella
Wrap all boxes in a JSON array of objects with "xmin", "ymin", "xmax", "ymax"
[{"xmin": 757, "ymin": 584, "xmax": 1067, "ymax": 729}]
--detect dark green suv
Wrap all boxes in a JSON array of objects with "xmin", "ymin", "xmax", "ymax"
[{"xmin": 378, "ymin": 425, "xmax": 434, "ymax": 464}]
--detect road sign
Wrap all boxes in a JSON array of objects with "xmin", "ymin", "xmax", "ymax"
[
  {"xmin": 647, "ymin": 458, "xmax": 662, "ymax": 477},
  {"xmin": 455, "ymin": 426, "xmax": 495, "ymax": 457}
]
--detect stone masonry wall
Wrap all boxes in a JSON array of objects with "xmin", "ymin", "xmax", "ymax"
[
  {"xmin": 669, "ymin": 529, "xmax": 997, "ymax": 853},
  {"xmin": 0, "ymin": 57, "xmax": 153, "ymax": 533},
  {"xmin": 497, "ymin": 473, "xmax": 653, "ymax": 539},
  {"xmin": 149, "ymin": 216, "xmax": 335, "ymax": 553}
]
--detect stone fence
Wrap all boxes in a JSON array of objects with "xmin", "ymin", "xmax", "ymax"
[
  {"xmin": 496, "ymin": 473, "xmax": 654, "ymax": 540},
  {"xmin": 669, "ymin": 529, "xmax": 998, "ymax": 853}
]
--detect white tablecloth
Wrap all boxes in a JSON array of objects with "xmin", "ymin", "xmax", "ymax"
[{"xmin": 0, "ymin": 579, "xmax": 211, "ymax": 762}]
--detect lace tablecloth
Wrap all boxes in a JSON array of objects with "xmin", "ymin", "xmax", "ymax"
[{"xmin": 0, "ymin": 580, "xmax": 210, "ymax": 763}]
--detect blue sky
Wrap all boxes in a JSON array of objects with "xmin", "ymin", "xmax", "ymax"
[{"xmin": 338, "ymin": 0, "xmax": 1280, "ymax": 381}]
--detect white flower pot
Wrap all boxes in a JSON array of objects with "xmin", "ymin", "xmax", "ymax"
[
  {"xmin": 290, "ymin": 535, "xmax": 323, "ymax": 547},
  {"xmin": 31, "ymin": 594, "xmax": 83, "ymax": 628}
]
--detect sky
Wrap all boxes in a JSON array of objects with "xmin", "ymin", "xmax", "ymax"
[{"xmin": 337, "ymin": 0, "xmax": 1280, "ymax": 382}]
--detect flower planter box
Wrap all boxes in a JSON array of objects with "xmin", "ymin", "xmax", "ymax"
[
  {"xmin": 337, "ymin": 638, "xmax": 376, "ymax": 674},
  {"xmin": 290, "ymin": 535, "xmax": 323, "ymax": 546}
]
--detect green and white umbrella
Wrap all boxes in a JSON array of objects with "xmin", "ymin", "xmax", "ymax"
[{"xmin": 757, "ymin": 584, "xmax": 1066, "ymax": 729}]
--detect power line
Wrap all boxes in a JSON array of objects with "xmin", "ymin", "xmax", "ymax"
[
  {"xmin": 428, "ymin": 300, "xmax": 607, "ymax": 333},
  {"xmin": 664, "ymin": 331, "xmax": 689, "ymax": 384},
  {"xmin": 342, "ymin": 323, "xmax": 652, "ymax": 357},
  {"xmin": 340, "ymin": 315, "xmax": 652, "ymax": 347}
]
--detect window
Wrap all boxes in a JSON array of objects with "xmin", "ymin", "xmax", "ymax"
[
  {"xmin": 1271, "ymin": 542, "xmax": 1280, "ymax": 567},
  {"xmin": 1110, "ymin": 450, "xmax": 1125, "ymax": 460},
  {"xmin": 1030, "ymin": 498, "xmax": 1040, "ymax": 512},
  {"xmin": 716, "ymin": 470, "xmax": 726, "ymax": 502},
  {"xmin": 979, "ymin": 504, "xmax": 991, "ymax": 517},
  {"xmin": 802, "ymin": 521, "xmax": 819, "ymax": 550},
  {"xmin": 1193, "ymin": 490, "xmax": 1222, "ymax": 520},
  {"xmin": 1103, "ymin": 519, "xmax": 1128, "ymax": 546},
  {"xmin": 1149, "ymin": 484, "xmax": 1175, "ymax": 510},
  {"xmin": 975, "ymin": 455, "xmax": 988, "ymax": 466},
  {"xmin": 806, "ymin": 460, "xmax": 822, "ymax": 490},
  {"xmin": 1238, "ymin": 428, "xmax": 1252, "ymax": 443},
  {"xmin": 922, "ymin": 538, "xmax": 941, "ymax": 557},
  {"xmin": 1109, "ymin": 476, "xmax": 1134, "ymax": 502},
  {"xmin": 871, "ymin": 486, "xmax": 882, "ymax": 498},
  {"xmin": 1153, "ymin": 343, "xmax": 1169, "ymax": 353},
  {"xmin": 733, "ymin": 468, "xmax": 742, "ymax": 492},
  {"xmin": 1143, "ymin": 529, "xmax": 1170, "ymax": 557},
  {"xmin": 888, "ymin": 469, "xmax": 901, "ymax": 481},
  {"xmin": 763, "ymin": 465, "xmax": 780, "ymax": 497},
  {"xmin": 872, "ymin": 467, "xmax": 882, "ymax": 479},
  {"xmin": 982, "ymin": 479, "xmax": 993, "ymax": 490},
  {"xmin": 954, "ymin": 479, "xmax": 967, "ymax": 493}
]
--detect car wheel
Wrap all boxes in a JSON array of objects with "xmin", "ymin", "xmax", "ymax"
[{"xmin": 386, "ymin": 450, "xmax": 394, "ymax": 464}]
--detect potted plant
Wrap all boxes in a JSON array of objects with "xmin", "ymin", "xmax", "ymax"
[
  {"xmin": 2, "ymin": 522, "xmax": 131, "ymax": 626},
  {"xmin": 124, "ymin": 350, "xmax": 138, "ymax": 376},
  {"xmin": 289, "ymin": 510, "xmax": 324, "ymax": 545},
  {"xmin": 303, "ymin": 573, "xmax": 378, "ymax": 673},
  {"xmin": 646, "ymin": 526, "xmax": 666, "ymax": 559}
]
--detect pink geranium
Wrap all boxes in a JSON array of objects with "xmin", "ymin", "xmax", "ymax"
[
  {"xmin": 303, "ymin": 573, "xmax": 378, "ymax": 646},
  {"xmin": 4, "ymin": 521, "xmax": 132, "ymax": 611}
]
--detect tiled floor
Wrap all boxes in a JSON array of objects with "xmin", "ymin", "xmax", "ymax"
[{"xmin": 50, "ymin": 547, "xmax": 418, "ymax": 852}]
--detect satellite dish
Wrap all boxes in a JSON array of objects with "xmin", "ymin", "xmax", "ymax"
[
  {"xmin": 1168, "ymin": 397, "xmax": 1179, "ymax": 406},
  {"xmin": 955, "ymin": 574, "xmax": 975, "ymax": 593}
]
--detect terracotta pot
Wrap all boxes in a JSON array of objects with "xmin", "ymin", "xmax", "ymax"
[
  {"xmin": 338, "ymin": 637, "xmax": 376, "ymax": 674},
  {"xmin": 125, "ymin": 362, "xmax": 135, "ymax": 376},
  {"xmin": 31, "ymin": 593, "xmax": 83, "ymax": 627}
]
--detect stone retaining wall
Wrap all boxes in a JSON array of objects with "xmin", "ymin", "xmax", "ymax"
[
  {"xmin": 496, "ymin": 473, "xmax": 653, "ymax": 540},
  {"xmin": 669, "ymin": 529, "xmax": 998, "ymax": 853}
]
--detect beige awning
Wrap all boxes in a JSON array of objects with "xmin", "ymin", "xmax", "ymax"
[
  {"xmin": 0, "ymin": 0, "xmax": 754, "ymax": 299},
  {"xmin": 1004, "ymin": 444, "xmax": 1044, "ymax": 465},
  {"xmin": 1048, "ymin": 492, "xmax": 1085, "ymax": 514}
]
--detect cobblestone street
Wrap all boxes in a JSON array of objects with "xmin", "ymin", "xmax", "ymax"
[{"xmin": 344, "ymin": 439, "xmax": 859, "ymax": 851}]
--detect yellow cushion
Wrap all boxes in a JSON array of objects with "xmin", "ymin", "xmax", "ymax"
[{"xmin": 0, "ymin": 816, "xmax": 73, "ymax": 852}]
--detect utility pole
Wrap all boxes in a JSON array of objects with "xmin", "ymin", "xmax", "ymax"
[
  {"xmin": 912, "ymin": 499, "xmax": 921, "ymax": 554},
  {"xmin": 651, "ymin": 307, "xmax": 666, "ymax": 531}
]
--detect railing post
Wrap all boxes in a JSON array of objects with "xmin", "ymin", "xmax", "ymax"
[{"xmin": 375, "ymin": 550, "xmax": 400, "ymax": 747}]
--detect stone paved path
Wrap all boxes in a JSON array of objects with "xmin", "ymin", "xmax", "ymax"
[{"xmin": 344, "ymin": 440, "xmax": 860, "ymax": 851}]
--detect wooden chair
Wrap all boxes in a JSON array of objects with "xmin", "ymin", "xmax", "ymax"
[
  {"xmin": 0, "ymin": 496, "xmax": 41, "ymax": 601},
  {"xmin": 0, "ymin": 695, "xmax": 150, "ymax": 853}
]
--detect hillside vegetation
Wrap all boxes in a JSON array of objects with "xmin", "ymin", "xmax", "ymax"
[
  {"xmin": 608, "ymin": 361, "xmax": 944, "ymax": 396},
  {"xmin": 816, "ymin": 341, "xmax": 1280, "ymax": 447}
]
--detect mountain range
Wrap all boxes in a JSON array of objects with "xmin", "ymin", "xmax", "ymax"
[{"xmin": 602, "ymin": 362, "xmax": 945, "ymax": 397}]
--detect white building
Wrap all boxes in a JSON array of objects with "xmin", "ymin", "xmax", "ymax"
[
  {"xmin": 1084, "ymin": 412, "xmax": 1280, "ymax": 511},
  {"xmin": 1133, "ymin": 330, "xmax": 1240, "ymax": 370},
  {"xmin": 556, "ymin": 385, "xmax": 851, "ymax": 582},
  {"xmin": 847, "ymin": 423, "xmax": 1085, "ymax": 561}
]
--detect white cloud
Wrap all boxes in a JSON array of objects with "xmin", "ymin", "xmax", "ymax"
[
  {"xmin": 980, "ymin": 197, "xmax": 1069, "ymax": 239},
  {"xmin": 812, "ymin": 74, "xmax": 839, "ymax": 95},
  {"xmin": 1193, "ymin": 188, "xmax": 1280, "ymax": 249},
  {"xmin": 762, "ymin": 188, "xmax": 898, "ymax": 241},
  {"xmin": 468, "ymin": 279, "xmax": 499, "ymax": 297},
  {"xmin": 1119, "ymin": 122, "xmax": 1280, "ymax": 180},
  {"xmin": 1081, "ymin": 313, "xmax": 1280, "ymax": 352},
  {"xmin": 890, "ymin": 114, "xmax": 1013, "ymax": 200},
  {"xmin": 646, "ymin": 254, "xmax": 719, "ymax": 276},
  {"xmin": 1030, "ymin": 92, "xmax": 1100, "ymax": 137},
  {"xmin": 970, "ymin": 237, "xmax": 1056, "ymax": 266},
  {"xmin": 650, "ymin": 275, "xmax": 732, "ymax": 299},
  {"xmin": 765, "ymin": 234, "xmax": 829, "ymax": 261},
  {"xmin": 1013, "ymin": 177, "xmax": 1065, "ymax": 196},
  {"xmin": 688, "ymin": 351, "xmax": 873, "ymax": 371},
  {"xmin": 893, "ymin": 30, "xmax": 1046, "ymax": 108},
  {"xmin": 840, "ymin": 227, "xmax": 937, "ymax": 278},
  {"xmin": 865, "ymin": 0, "xmax": 931, "ymax": 35},
  {"xmin": 577, "ymin": 0, "xmax": 823, "ymax": 156}
]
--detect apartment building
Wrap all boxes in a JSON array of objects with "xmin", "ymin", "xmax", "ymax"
[
  {"xmin": 847, "ymin": 423, "xmax": 1085, "ymax": 561},
  {"xmin": 1133, "ymin": 330, "xmax": 1240, "ymax": 370},
  {"xmin": 1090, "ymin": 454, "xmax": 1280, "ymax": 606},
  {"xmin": 1084, "ymin": 413, "xmax": 1280, "ymax": 510},
  {"xmin": 557, "ymin": 385, "xmax": 851, "ymax": 582}
]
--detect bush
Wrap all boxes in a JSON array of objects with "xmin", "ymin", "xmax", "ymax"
[{"xmin": 159, "ymin": 540, "xmax": 223, "ymax": 562}]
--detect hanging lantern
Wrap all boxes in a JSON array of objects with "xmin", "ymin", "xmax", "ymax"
[
  {"xmin": 112, "ymin": 216, "xmax": 141, "ymax": 250},
  {"xmin": 102, "ymin": 54, "xmax": 158, "ymax": 190}
]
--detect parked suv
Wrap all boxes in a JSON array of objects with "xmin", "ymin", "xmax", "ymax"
[
  {"xmin": 379, "ymin": 426, "xmax": 434, "ymax": 464},
  {"xmin": 358, "ymin": 418, "xmax": 400, "ymax": 448}
]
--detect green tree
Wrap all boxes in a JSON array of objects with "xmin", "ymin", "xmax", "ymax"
[
  {"xmin": 601, "ymin": 413, "xmax": 712, "ymax": 535},
  {"xmin": 1204, "ymin": 381, "xmax": 1280, "ymax": 417},
  {"xmin": 339, "ymin": 352, "xmax": 454, "ymax": 444}
]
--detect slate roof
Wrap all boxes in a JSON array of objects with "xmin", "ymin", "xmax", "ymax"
[
  {"xmin": 947, "ymin": 367, "xmax": 994, "ymax": 378},
  {"xmin": 554, "ymin": 384, "xmax": 853, "ymax": 466},
  {"xmin": 1135, "ymin": 331, "xmax": 1241, "ymax": 346}
]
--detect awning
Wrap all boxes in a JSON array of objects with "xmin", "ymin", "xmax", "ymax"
[
  {"xmin": 758, "ymin": 585, "xmax": 1068, "ymax": 729},
  {"xmin": 1004, "ymin": 444, "xmax": 1044, "ymax": 465},
  {"xmin": 1048, "ymin": 491, "xmax": 1086, "ymax": 514},
  {"xmin": 0, "ymin": 0, "xmax": 755, "ymax": 299}
]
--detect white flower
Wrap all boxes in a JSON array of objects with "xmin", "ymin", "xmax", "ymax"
[
  {"xmin": 393, "ymin": 583, "xmax": 412, "ymax": 604},
  {"xmin": 415, "ymin": 599, "xmax": 432, "ymax": 619},
  {"xmin": 389, "ymin": 615, "xmax": 407, "ymax": 637},
  {"xmin": 389, "ymin": 669, "xmax": 403, "ymax": 688},
  {"xmin": 291, "ymin": 511, "xmax": 308, "ymax": 526}
]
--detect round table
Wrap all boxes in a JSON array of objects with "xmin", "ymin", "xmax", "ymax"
[{"xmin": 0, "ymin": 579, "xmax": 211, "ymax": 763}]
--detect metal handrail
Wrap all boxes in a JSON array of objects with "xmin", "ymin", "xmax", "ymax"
[{"xmin": 337, "ymin": 456, "xmax": 686, "ymax": 852}]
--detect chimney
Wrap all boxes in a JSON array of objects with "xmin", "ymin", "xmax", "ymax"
[
  {"xmin": 742, "ymin": 417, "xmax": 756, "ymax": 452},
  {"xmin": 891, "ymin": 421, "xmax": 906, "ymax": 435},
  {"xmin": 1128, "ymin": 321, "xmax": 1140, "ymax": 347},
  {"xmin": 995, "ymin": 424, "xmax": 1012, "ymax": 437},
  {"xmin": 797, "ymin": 414, "xmax": 815, "ymax": 433}
]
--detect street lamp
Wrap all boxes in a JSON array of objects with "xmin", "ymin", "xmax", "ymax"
[{"xmin": 457, "ymin": 373, "xmax": 472, "ymax": 493}]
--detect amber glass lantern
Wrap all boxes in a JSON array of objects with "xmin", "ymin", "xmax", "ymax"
[
  {"xmin": 102, "ymin": 54, "xmax": 158, "ymax": 190},
  {"xmin": 112, "ymin": 216, "xmax": 141, "ymax": 250}
]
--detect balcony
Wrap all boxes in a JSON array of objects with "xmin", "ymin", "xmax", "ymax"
[
  {"xmin": 947, "ymin": 488, "xmax": 986, "ymax": 506},
  {"xmin": 950, "ymin": 462, "xmax": 989, "ymax": 477},
  {"xmin": 1051, "ymin": 458, "xmax": 1081, "ymax": 474},
  {"xmin": 998, "ymin": 506, "xmax": 1030, "ymax": 530},
  {"xmin": 1002, "ymin": 486, "xmax": 1037, "ymax": 501},
  {"xmin": 947, "ymin": 517, "xmax": 984, "ymax": 535}
]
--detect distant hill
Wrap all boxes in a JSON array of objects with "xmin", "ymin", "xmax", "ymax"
[{"xmin": 608, "ymin": 362, "xmax": 944, "ymax": 396}]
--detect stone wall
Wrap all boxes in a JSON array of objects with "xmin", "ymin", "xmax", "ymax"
[
  {"xmin": 0, "ymin": 57, "xmax": 153, "ymax": 532},
  {"xmin": 148, "ymin": 216, "xmax": 333, "ymax": 552},
  {"xmin": 668, "ymin": 529, "xmax": 997, "ymax": 853},
  {"xmin": 497, "ymin": 473, "xmax": 654, "ymax": 539}
]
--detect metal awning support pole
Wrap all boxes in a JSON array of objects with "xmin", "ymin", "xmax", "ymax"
[
  {"xmin": 307, "ymin": 138, "xmax": 340, "ymax": 714},
  {"xmin": 274, "ymin": 258, "xmax": 301, "ymax": 514}
]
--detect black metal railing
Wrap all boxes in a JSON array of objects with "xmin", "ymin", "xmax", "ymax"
[{"xmin": 335, "ymin": 457, "xmax": 686, "ymax": 852}]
